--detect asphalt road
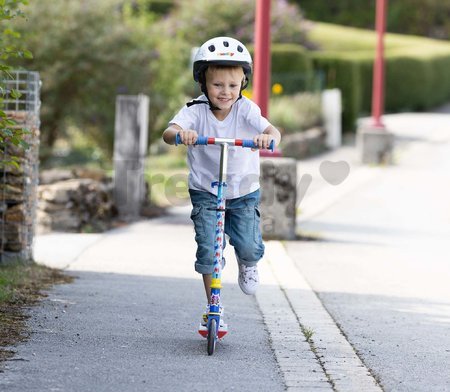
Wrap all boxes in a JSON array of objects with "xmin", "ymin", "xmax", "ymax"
[{"xmin": 289, "ymin": 113, "xmax": 450, "ymax": 392}]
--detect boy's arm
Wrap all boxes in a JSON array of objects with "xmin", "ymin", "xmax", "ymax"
[
  {"xmin": 163, "ymin": 124, "xmax": 198, "ymax": 146},
  {"xmin": 162, "ymin": 124, "xmax": 182, "ymax": 145},
  {"xmin": 253, "ymin": 125, "xmax": 281, "ymax": 150}
]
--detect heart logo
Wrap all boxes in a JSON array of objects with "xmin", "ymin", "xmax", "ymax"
[{"xmin": 319, "ymin": 160, "xmax": 350, "ymax": 186}]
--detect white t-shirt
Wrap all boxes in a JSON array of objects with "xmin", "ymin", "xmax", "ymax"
[{"xmin": 169, "ymin": 95, "xmax": 271, "ymax": 199}]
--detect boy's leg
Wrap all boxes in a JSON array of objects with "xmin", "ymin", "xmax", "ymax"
[
  {"xmin": 202, "ymin": 274, "xmax": 212, "ymax": 303},
  {"xmin": 189, "ymin": 189, "xmax": 226, "ymax": 302},
  {"xmin": 225, "ymin": 190, "xmax": 265, "ymax": 295}
]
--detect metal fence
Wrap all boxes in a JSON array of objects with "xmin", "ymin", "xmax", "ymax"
[
  {"xmin": 2, "ymin": 70, "xmax": 41, "ymax": 113},
  {"xmin": 0, "ymin": 70, "xmax": 41, "ymax": 264}
]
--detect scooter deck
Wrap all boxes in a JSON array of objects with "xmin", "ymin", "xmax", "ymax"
[{"xmin": 198, "ymin": 324, "xmax": 228, "ymax": 339}]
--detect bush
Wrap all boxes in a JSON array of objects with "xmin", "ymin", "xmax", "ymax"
[
  {"xmin": 248, "ymin": 44, "xmax": 315, "ymax": 94},
  {"xmin": 385, "ymin": 56, "xmax": 433, "ymax": 111},
  {"xmin": 10, "ymin": 0, "xmax": 192, "ymax": 160},
  {"xmin": 271, "ymin": 44, "xmax": 315, "ymax": 93},
  {"xmin": 0, "ymin": 0, "xmax": 32, "ymax": 168},
  {"xmin": 144, "ymin": 0, "xmax": 313, "ymax": 146},
  {"xmin": 292, "ymin": 0, "xmax": 450, "ymax": 40},
  {"xmin": 269, "ymin": 92, "xmax": 322, "ymax": 134},
  {"xmin": 309, "ymin": 22, "xmax": 450, "ymax": 131},
  {"xmin": 270, "ymin": 44, "xmax": 312, "ymax": 75},
  {"xmin": 160, "ymin": 0, "xmax": 309, "ymax": 46},
  {"xmin": 11, "ymin": 0, "xmax": 155, "ymax": 158},
  {"xmin": 310, "ymin": 52, "xmax": 363, "ymax": 131},
  {"xmin": 359, "ymin": 50, "xmax": 450, "ymax": 114}
]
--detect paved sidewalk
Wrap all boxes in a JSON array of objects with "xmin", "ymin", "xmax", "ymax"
[
  {"xmin": 3, "ymin": 214, "xmax": 286, "ymax": 392},
  {"xmin": 1, "ymin": 111, "xmax": 449, "ymax": 391},
  {"xmin": 3, "ymin": 207, "xmax": 381, "ymax": 390}
]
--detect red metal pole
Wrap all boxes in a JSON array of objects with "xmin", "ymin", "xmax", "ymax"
[
  {"xmin": 253, "ymin": 0, "xmax": 271, "ymax": 117},
  {"xmin": 371, "ymin": 0, "xmax": 387, "ymax": 128}
]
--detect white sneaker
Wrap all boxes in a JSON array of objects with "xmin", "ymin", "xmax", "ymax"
[
  {"xmin": 238, "ymin": 264, "xmax": 259, "ymax": 295},
  {"xmin": 198, "ymin": 304, "xmax": 228, "ymax": 339}
]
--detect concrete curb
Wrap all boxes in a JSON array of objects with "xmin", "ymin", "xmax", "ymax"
[{"xmin": 258, "ymin": 241, "xmax": 383, "ymax": 392}]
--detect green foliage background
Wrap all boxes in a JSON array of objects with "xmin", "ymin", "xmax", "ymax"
[
  {"xmin": 5, "ymin": 0, "xmax": 450, "ymax": 167},
  {"xmin": 11, "ymin": 0, "xmax": 155, "ymax": 159},
  {"xmin": 292, "ymin": 0, "xmax": 450, "ymax": 40},
  {"xmin": 8, "ymin": 0, "xmax": 311, "ymax": 164},
  {"xmin": 161, "ymin": 0, "xmax": 308, "ymax": 46},
  {"xmin": 309, "ymin": 23, "xmax": 450, "ymax": 130},
  {"xmin": 0, "ymin": 0, "xmax": 33, "ymax": 169}
]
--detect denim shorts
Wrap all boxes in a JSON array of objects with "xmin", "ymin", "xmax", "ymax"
[{"xmin": 189, "ymin": 189, "xmax": 265, "ymax": 274}]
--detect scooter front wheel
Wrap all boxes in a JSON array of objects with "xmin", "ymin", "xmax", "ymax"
[{"xmin": 207, "ymin": 318, "xmax": 217, "ymax": 356}]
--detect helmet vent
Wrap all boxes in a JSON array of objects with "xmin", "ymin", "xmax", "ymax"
[
  {"xmin": 237, "ymin": 45, "xmax": 243, "ymax": 53},
  {"xmin": 223, "ymin": 41, "xmax": 229, "ymax": 47},
  {"xmin": 208, "ymin": 45, "xmax": 216, "ymax": 52}
]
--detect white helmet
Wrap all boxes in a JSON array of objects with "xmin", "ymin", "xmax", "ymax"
[{"xmin": 193, "ymin": 36, "xmax": 252, "ymax": 83}]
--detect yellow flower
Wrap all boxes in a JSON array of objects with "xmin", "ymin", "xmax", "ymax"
[
  {"xmin": 272, "ymin": 83, "xmax": 283, "ymax": 95},
  {"xmin": 242, "ymin": 89, "xmax": 252, "ymax": 99}
]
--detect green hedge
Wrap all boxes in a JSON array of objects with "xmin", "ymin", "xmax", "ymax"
[
  {"xmin": 310, "ymin": 53, "xmax": 364, "ymax": 131},
  {"xmin": 363, "ymin": 52, "xmax": 450, "ymax": 114},
  {"xmin": 271, "ymin": 44, "xmax": 315, "ymax": 93},
  {"xmin": 308, "ymin": 22, "xmax": 450, "ymax": 131},
  {"xmin": 270, "ymin": 44, "xmax": 312, "ymax": 73},
  {"xmin": 256, "ymin": 33, "xmax": 450, "ymax": 132},
  {"xmin": 292, "ymin": 0, "xmax": 450, "ymax": 40},
  {"xmin": 249, "ymin": 44, "xmax": 314, "ymax": 93},
  {"xmin": 310, "ymin": 49, "xmax": 450, "ymax": 131}
]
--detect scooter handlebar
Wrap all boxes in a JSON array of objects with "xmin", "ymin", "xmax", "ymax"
[{"xmin": 175, "ymin": 134, "xmax": 274, "ymax": 152}]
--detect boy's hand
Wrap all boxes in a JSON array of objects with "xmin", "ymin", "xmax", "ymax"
[
  {"xmin": 252, "ymin": 134, "xmax": 274, "ymax": 151},
  {"xmin": 178, "ymin": 129, "xmax": 198, "ymax": 146}
]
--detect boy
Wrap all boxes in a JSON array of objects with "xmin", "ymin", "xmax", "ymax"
[{"xmin": 163, "ymin": 37, "xmax": 281, "ymax": 324}]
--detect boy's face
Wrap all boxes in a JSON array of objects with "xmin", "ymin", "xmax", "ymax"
[{"xmin": 205, "ymin": 67, "xmax": 245, "ymax": 118}]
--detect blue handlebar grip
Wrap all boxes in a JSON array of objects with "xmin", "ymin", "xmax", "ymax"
[
  {"xmin": 175, "ymin": 134, "xmax": 208, "ymax": 146},
  {"xmin": 242, "ymin": 139, "xmax": 255, "ymax": 149},
  {"xmin": 196, "ymin": 136, "xmax": 209, "ymax": 145},
  {"xmin": 242, "ymin": 139, "xmax": 275, "ymax": 152}
]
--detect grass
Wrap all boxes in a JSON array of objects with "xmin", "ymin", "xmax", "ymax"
[
  {"xmin": 270, "ymin": 92, "xmax": 322, "ymax": 134},
  {"xmin": 0, "ymin": 262, "xmax": 73, "ymax": 364},
  {"xmin": 309, "ymin": 21, "xmax": 450, "ymax": 56},
  {"xmin": 40, "ymin": 125, "xmax": 111, "ymax": 171},
  {"xmin": 302, "ymin": 326, "xmax": 315, "ymax": 343}
]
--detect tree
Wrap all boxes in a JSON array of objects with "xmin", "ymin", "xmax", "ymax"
[
  {"xmin": 9, "ymin": 0, "xmax": 195, "ymax": 158},
  {"xmin": 8, "ymin": 0, "xmax": 314, "ymax": 163},
  {"xmin": 0, "ymin": 0, "xmax": 32, "ymax": 169},
  {"xmin": 10, "ymin": 0, "xmax": 158, "ymax": 159},
  {"xmin": 159, "ymin": 0, "xmax": 309, "ymax": 47}
]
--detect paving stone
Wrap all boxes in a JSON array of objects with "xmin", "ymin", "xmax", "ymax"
[{"xmin": 260, "ymin": 242, "xmax": 383, "ymax": 392}]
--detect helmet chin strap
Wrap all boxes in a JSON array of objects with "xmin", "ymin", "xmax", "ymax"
[
  {"xmin": 201, "ymin": 84, "xmax": 221, "ymax": 111},
  {"xmin": 186, "ymin": 83, "xmax": 220, "ymax": 110}
]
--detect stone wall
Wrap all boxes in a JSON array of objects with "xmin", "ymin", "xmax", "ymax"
[
  {"xmin": 37, "ymin": 169, "xmax": 117, "ymax": 234},
  {"xmin": 0, "ymin": 112, "xmax": 40, "ymax": 263},
  {"xmin": 259, "ymin": 157, "xmax": 297, "ymax": 240},
  {"xmin": 280, "ymin": 127, "xmax": 327, "ymax": 160}
]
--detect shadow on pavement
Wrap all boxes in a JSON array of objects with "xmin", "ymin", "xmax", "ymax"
[{"xmin": 0, "ymin": 271, "xmax": 285, "ymax": 392}]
